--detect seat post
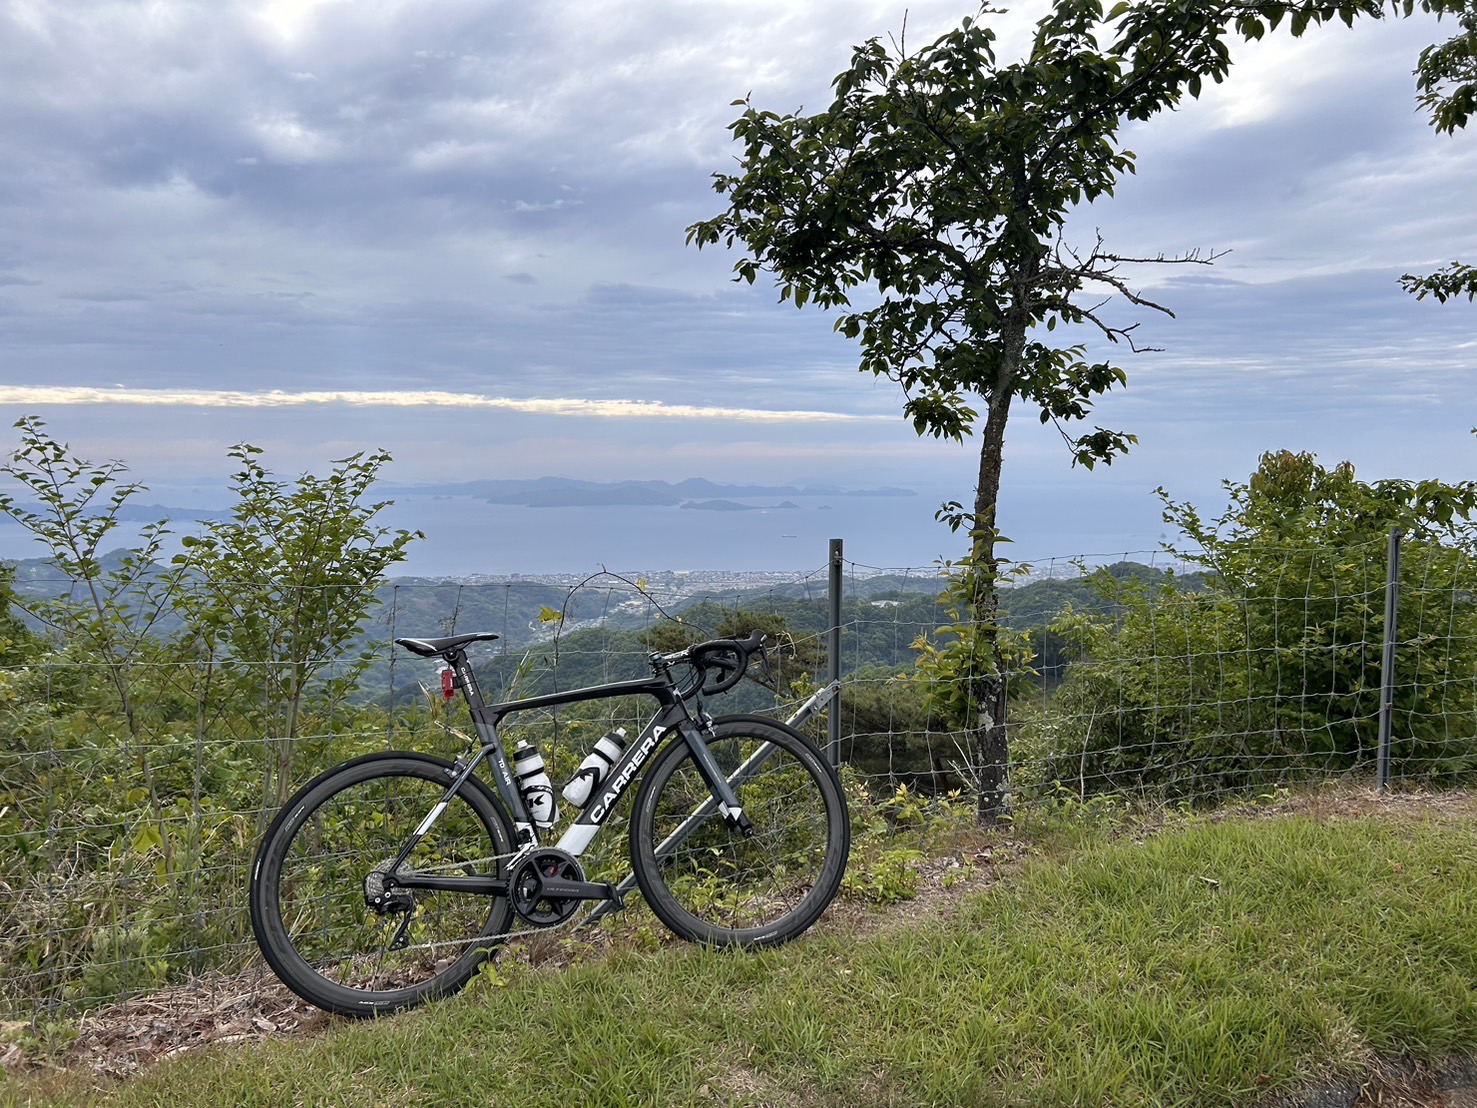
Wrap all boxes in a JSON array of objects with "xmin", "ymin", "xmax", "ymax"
[{"xmin": 445, "ymin": 646, "xmax": 489, "ymax": 714}]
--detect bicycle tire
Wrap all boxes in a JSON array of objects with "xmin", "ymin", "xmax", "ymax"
[
  {"xmin": 630, "ymin": 716, "xmax": 849, "ymax": 947},
  {"xmin": 249, "ymin": 752, "xmax": 515, "ymax": 1016}
]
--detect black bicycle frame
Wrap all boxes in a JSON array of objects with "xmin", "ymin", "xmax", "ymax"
[{"xmin": 383, "ymin": 647, "xmax": 750, "ymax": 902}]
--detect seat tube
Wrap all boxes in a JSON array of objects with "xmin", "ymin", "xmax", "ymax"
[{"xmin": 447, "ymin": 647, "xmax": 529, "ymax": 832}]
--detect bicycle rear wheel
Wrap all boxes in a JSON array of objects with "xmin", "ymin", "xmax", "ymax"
[
  {"xmin": 249, "ymin": 752, "xmax": 515, "ymax": 1016},
  {"xmin": 630, "ymin": 716, "xmax": 849, "ymax": 947}
]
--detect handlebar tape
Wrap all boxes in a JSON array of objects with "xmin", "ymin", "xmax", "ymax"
[{"xmin": 690, "ymin": 631, "xmax": 765, "ymax": 694}]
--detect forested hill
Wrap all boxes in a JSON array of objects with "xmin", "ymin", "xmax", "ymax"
[
  {"xmin": 365, "ymin": 561, "xmax": 1196, "ymax": 660},
  {"xmin": 3, "ymin": 553, "xmax": 1200, "ymax": 701},
  {"xmin": 366, "ymin": 561, "xmax": 1201, "ymax": 704}
]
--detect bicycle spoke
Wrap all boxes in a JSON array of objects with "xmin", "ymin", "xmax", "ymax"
[
  {"xmin": 631, "ymin": 718, "xmax": 848, "ymax": 946},
  {"xmin": 251, "ymin": 756, "xmax": 514, "ymax": 1014}
]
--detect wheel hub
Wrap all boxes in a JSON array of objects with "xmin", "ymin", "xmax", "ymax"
[{"xmin": 364, "ymin": 860, "xmax": 415, "ymax": 914}]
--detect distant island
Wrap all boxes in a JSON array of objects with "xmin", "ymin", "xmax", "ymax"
[
  {"xmin": 681, "ymin": 500, "xmax": 802, "ymax": 512},
  {"xmin": 386, "ymin": 477, "xmax": 915, "ymax": 510},
  {"xmin": 0, "ymin": 477, "xmax": 914, "ymax": 527}
]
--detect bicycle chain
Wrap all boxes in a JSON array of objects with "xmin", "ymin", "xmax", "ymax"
[{"xmin": 372, "ymin": 848, "xmax": 616, "ymax": 956}]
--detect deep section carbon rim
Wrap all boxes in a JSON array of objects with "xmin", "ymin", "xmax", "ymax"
[
  {"xmin": 631, "ymin": 717, "xmax": 849, "ymax": 946},
  {"xmin": 249, "ymin": 754, "xmax": 514, "ymax": 1016}
]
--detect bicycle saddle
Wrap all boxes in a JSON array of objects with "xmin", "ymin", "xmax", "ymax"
[{"xmin": 395, "ymin": 632, "xmax": 500, "ymax": 658}]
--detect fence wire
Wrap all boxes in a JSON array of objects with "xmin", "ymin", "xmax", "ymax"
[{"xmin": 2, "ymin": 540, "xmax": 1474, "ymax": 1019}]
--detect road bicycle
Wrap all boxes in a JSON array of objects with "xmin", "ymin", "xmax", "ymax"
[{"xmin": 248, "ymin": 629, "xmax": 850, "ymax": 1017}]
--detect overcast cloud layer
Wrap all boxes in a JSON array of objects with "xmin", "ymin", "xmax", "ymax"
[{"xmin": 0, "ymin": 0, "xmax": 1472, "ymax": 571}]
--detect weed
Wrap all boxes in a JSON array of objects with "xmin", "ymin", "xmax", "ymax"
[{"xmin": 842, "ymin": 847, "xmax": 925, "ymax": 904}]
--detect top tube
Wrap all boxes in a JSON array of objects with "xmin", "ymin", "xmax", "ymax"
[
  {"xmin": 397, "ymin": 628, "xmax": 761, "ymax": 725},
  {"xmin": 476, "ymin": 673, "xmax": 680, "ymax": 728}
]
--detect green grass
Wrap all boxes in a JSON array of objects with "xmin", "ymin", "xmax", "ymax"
[{"xmin": 7, "ymin": 800, "xmax": 1477, "ymax": 1107}]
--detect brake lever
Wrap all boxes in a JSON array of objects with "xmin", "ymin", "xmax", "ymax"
[{"xmin": 753, "ymin": 640, "xmax": 774, "ymax": 687}]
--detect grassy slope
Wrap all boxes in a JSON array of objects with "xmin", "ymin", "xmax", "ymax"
[{"xmin": 7, "ymin": 796, "xmax": 1477, "ymax": 1108}]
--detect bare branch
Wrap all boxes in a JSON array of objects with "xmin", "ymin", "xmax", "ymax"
[
  {"xmin": 1077, "ymin": 311, "xmax": 1166, "ymax": 353},
  {"xmin": 1035, "ymin": 235, "xmax": 1227, "ymax": 334}
]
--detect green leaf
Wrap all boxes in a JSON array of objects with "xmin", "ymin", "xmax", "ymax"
[{"xmin": 132, "ymin": 825, "xmax": 165, "ymax": 855}]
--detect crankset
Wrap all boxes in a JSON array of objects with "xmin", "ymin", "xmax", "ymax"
[{"xmin": 507, "ymin": 848, "xmax": 618, "ymax": 927}]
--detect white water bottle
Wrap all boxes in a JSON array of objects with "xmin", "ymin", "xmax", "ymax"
[
  {"xmin": 562, "ymin": 728, "xmax": 627, "ymax": 808},
  {"xmin": 512, "ymin": 741, "xmax": 558, "ymax": 827}
]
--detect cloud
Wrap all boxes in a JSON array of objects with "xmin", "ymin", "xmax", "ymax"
[
  {"xmin": 1085, "ymin": 11, "xmax": 1476, "ymax": 286},
  {"xmin": 0, "ymin": 0, "xmax": 1471, "ymax": 557},
  {"xmin": 0, "ymin": 385, "xmax": 887, "ymax": 423}
]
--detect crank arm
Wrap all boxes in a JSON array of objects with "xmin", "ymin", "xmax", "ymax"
[{"xmin": 535, "ymin": 877, "xmax": 619, "ymax": 902}]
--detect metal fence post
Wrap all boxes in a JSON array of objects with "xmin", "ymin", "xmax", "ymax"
[
  {"xmin": 1376, "ymin": 527, "xmax": 1403, "ymax": 792},
  {"xmin": 827, "ymin": 538, "xmax": 843, "ymax": 769}
]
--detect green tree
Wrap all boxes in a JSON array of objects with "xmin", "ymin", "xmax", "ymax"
[
  {"xmin": 0, "ymin": 417, "xmax": 190, "ymax": 880},
  {"xmin": 0, "ymin": 423, "xmax": 424, "ymax": 1005},
  {"xmin": 177, "ymin": 443, "xmax": 421, "ymax": 810},
  {"xmin": 0, "ymin": 416, "xmax": 180, "ymax": 742},
  {"xmin": 688, "ymin": 0, "xmax": 1386, "ymax": 819},
  {"xmin": 1411, "ymin": 0, "xmax": 1477, "ymax": 133},
  {"xmin": 1044, "ymin": 451, "xmax": 1477, "ymax": 797},
  {"xmin": 0, "ymin": 562, "xmax": 41, "ymax": 666},
  {"xmin": 1396, "ymin": 0, "xmax": 1477, "ymax": 301},
  {"xmin": 1404, "ymin": 261, "xmax": 1477, "ymax": 302},
  {"xmin": 1163, "ymin": 451, "xmax": 1477, "ymax": 775}
]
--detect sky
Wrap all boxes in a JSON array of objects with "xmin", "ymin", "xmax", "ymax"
[{"xmin": 0, "ymin": 0, "xmax": 1473, "ymax": 574}]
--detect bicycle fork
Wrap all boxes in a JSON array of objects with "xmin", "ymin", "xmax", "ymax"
[
  {"xmin": 586, "ymin": 680, "xmax": 841, "ymax": 925},
  {"xmin": 676, "ymin": 718, "xmax": 754, "ymax": 837}
]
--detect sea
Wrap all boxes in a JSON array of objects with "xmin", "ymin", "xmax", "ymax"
[
  {"xmin": 377, "ymin": 492, "xmax": 959, "ymax": 576},
  {"xmin": 0, "ymin": 476, "xmax": 1172, "ymax": 579},
  {"xmin": 0, "ymin": 487, "xmax": 964, "ymax": 579}
]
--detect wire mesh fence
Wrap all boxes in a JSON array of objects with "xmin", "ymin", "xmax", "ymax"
[{"xmin": 1, "ymin": 536, "xmax": 1474, "ymax": 1020}]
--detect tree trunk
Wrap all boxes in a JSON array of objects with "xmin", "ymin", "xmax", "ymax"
[
  {"xmin": 965, "ymin": 293, "xmax": 1031, "ymax": 824},
  {"xmin": 966, "ymin": 392, "xmax": 1013, "ymax": 823},
  {"xmin": 274, "ymin": 671, "xmax": 305, "ymax": 809}
]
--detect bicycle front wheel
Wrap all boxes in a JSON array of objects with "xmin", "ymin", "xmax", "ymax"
[
  {"xmin": 630, "ymin": 716, "xmax": 849, "ymax": 947},
  {"xmin": 249, "ymin": 752, "xmax": 515, "ymax": 1016}
]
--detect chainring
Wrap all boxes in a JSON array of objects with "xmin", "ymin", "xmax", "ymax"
[{"xmin": 508, "ymin": 848, "xmax": 585, "ymax": 927}]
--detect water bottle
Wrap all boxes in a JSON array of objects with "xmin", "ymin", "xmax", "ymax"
[
  {"xmin": 512, "ymin": 741, "xmax": 558, "ymax": 827},
  {"xmin": 562, "ymin": 728, "xmax": 627, "ymax": 808}
]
